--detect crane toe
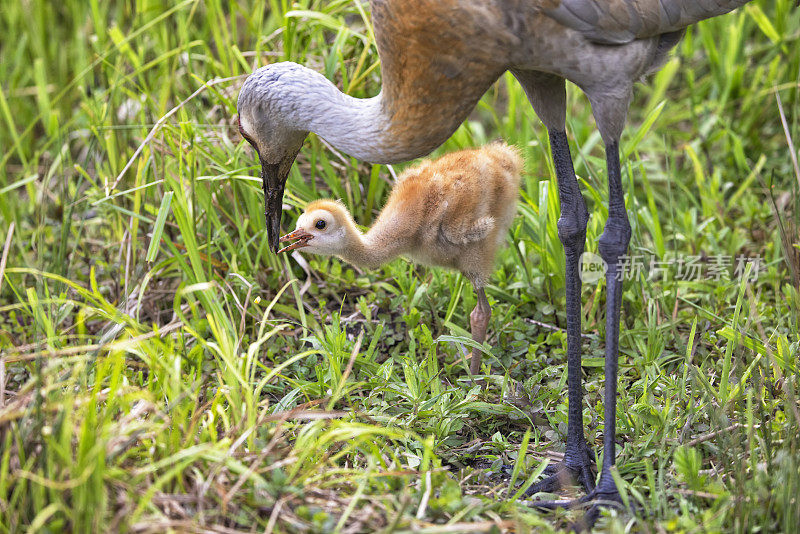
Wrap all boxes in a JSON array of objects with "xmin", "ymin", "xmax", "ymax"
[
  {"xmin": 528, "ymin": 485, "xmax": 632, "ymax": 533},
  {"xmin": 524, "ymin": 461, "xmax": 595, "ymax": 497},
  {"xmin": 525, "ymin": 440, "xmax": 596, "ymax": 497},
  {"xmin": 569, "ymin": 488, "xmax": 628, "ymax": 532}
]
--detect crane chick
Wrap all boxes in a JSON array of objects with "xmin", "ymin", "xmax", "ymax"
[{"xmin": 279, "ymin": 142, "xmax": 522, "ymax": 378}]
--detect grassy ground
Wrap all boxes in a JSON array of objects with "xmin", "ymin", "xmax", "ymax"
[{"xmin": 1, "ymin": 1, "xmax": 799, "ymax": 532}]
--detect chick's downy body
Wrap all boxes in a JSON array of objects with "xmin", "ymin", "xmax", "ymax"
[
  {"xmin": 386, "ymin": 143, "xmax": 522, "ymax": 285},
  {"xmin": 352, "ymin": 142, "xmax": 521, "ymax": 284},
  {"xmin": 281, "ymin": 142, "xmax": 522, "ymax": 378}
]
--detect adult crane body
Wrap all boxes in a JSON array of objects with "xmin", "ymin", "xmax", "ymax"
[
  {"xmin": 239, "ymin": 1, "xmax": 749, "ymax": 212},
  {"xmin": 237, "ymin": 0, "xmax": 753, "ymax": 528}
]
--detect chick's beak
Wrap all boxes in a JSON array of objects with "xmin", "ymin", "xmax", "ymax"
[{"xmin": 277, "ymin": 228, "xmax": 313, "ymax": 254}]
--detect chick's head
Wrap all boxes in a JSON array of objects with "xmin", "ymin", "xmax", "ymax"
[{"xmin": 278, "ymin": 199, "xmax": 355, "ymax": 256}]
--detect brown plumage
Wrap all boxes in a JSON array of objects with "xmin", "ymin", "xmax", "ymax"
[{"xmin": 279, "ymin": 143, "xmax": 522, "ymax": 377}]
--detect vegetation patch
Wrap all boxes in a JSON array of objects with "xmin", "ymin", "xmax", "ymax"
[{"xmin": 1, "ymin": 1, "xmax": 799, "ymax": 532}]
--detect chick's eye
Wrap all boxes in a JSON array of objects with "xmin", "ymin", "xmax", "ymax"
[{"xmin": 315, "ymin": 220, "xmax": 326, "ymax": 230}]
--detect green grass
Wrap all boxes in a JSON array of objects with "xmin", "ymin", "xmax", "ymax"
[{"xmin": 1, "ymin": 1, "xmax": 799, "ymax": 532}]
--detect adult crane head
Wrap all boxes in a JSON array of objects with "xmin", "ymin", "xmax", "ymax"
[
  {"xmin": 237, "ymin": 64, "xmax": 310, "ymax": 253},
  {"xmin": 237, "ymin": 60, "xmax": 461, "ymax": 254}
]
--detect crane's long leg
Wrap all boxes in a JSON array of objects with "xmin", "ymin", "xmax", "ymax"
[
  {"xmin": 531, "ymin": 140, "xmax": 631, "ymax": 532},
  {"xmin": 525, "ymin": 130, "xmax": 595, "ymax": 496},
  {"xmin": 574, "ymin": 139, "xmax": 630, "ymax": 527},
  {"xmin": 469, "ymin": 286, "xmax": 491, "ymax": 377}
]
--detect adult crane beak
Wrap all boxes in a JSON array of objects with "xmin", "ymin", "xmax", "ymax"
[
  {"xmin": 277, "ymin": 228, "xmax": 313, "ymax": 253},
  {"xmin": 260, "ymin": 153, "xmax": 298, "ymax": 254},
  {"xmin": 261, "ymin": 161, "xmax": 285, "ymax": 253}
]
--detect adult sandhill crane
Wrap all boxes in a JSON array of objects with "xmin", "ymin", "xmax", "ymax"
[
  {"xmin": 277, "ymin": 143, "xmax": 522, "ymax": 378},
  {"xmin": 237, "ymin": 0, "xmax": 754, "ymax": 526}
]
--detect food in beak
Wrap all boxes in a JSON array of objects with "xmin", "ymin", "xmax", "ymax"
[{"xmin": 277, "ymin": 229, "xmax": 313, "ymax": 253}]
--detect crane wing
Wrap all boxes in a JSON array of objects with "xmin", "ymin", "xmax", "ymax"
[{"xmin": 544, "ymin": 0, "xmax": 751, "ymax": 44}]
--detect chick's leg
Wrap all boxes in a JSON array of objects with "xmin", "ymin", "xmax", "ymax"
[{"xmin": 469, "ymin": 286, "xmax": 491, "ymax": 377}]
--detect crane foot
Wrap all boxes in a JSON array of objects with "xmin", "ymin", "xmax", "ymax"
[
  {"xmin": 524, "ymin": 445, "xmax": 596, "ymax": 496},
  {"xmin": 528, "ymin": 488, "xmax": 627, "ymax": 532}
]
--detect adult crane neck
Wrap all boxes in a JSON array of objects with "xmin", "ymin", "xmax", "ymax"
[
  {"xmin": 302, "ymin": 91, "xmax": 415, "ymax": 164},
  {"xmin": 240, "ymin": 62, "xmax": 497, "ymax": 165},
  {"xmin": 287, "ymin": 86, "xmax": 453, "ymax": 165}
]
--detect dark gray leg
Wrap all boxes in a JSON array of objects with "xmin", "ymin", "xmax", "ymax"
[
  {"xmin": 566, "ymin": 140, "xmax": 632, "ymax": 532},
  {"xmin": 469, "ymin": 286, "xmax": 491, "ymax": 377},
  {"xmin": 529, "ymin": 140, "xmax": 631, "ymax": 532},
  {"xmin": 593, "ymin": 140, "xmax": 630, "ymax": 493},
  {"xmin": 525, "ymin": 129, "xmax": 594, "ymax": 496}
]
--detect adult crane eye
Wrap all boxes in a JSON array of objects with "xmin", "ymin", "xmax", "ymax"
[{"xmin": 315, "ymin": 220, "xmax": 326, "ymax": 230}]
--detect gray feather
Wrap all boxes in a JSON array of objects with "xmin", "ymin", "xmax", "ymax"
[{"xmin": 546, "ymin": 0, "xmax": 751, "ymax": 45}]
